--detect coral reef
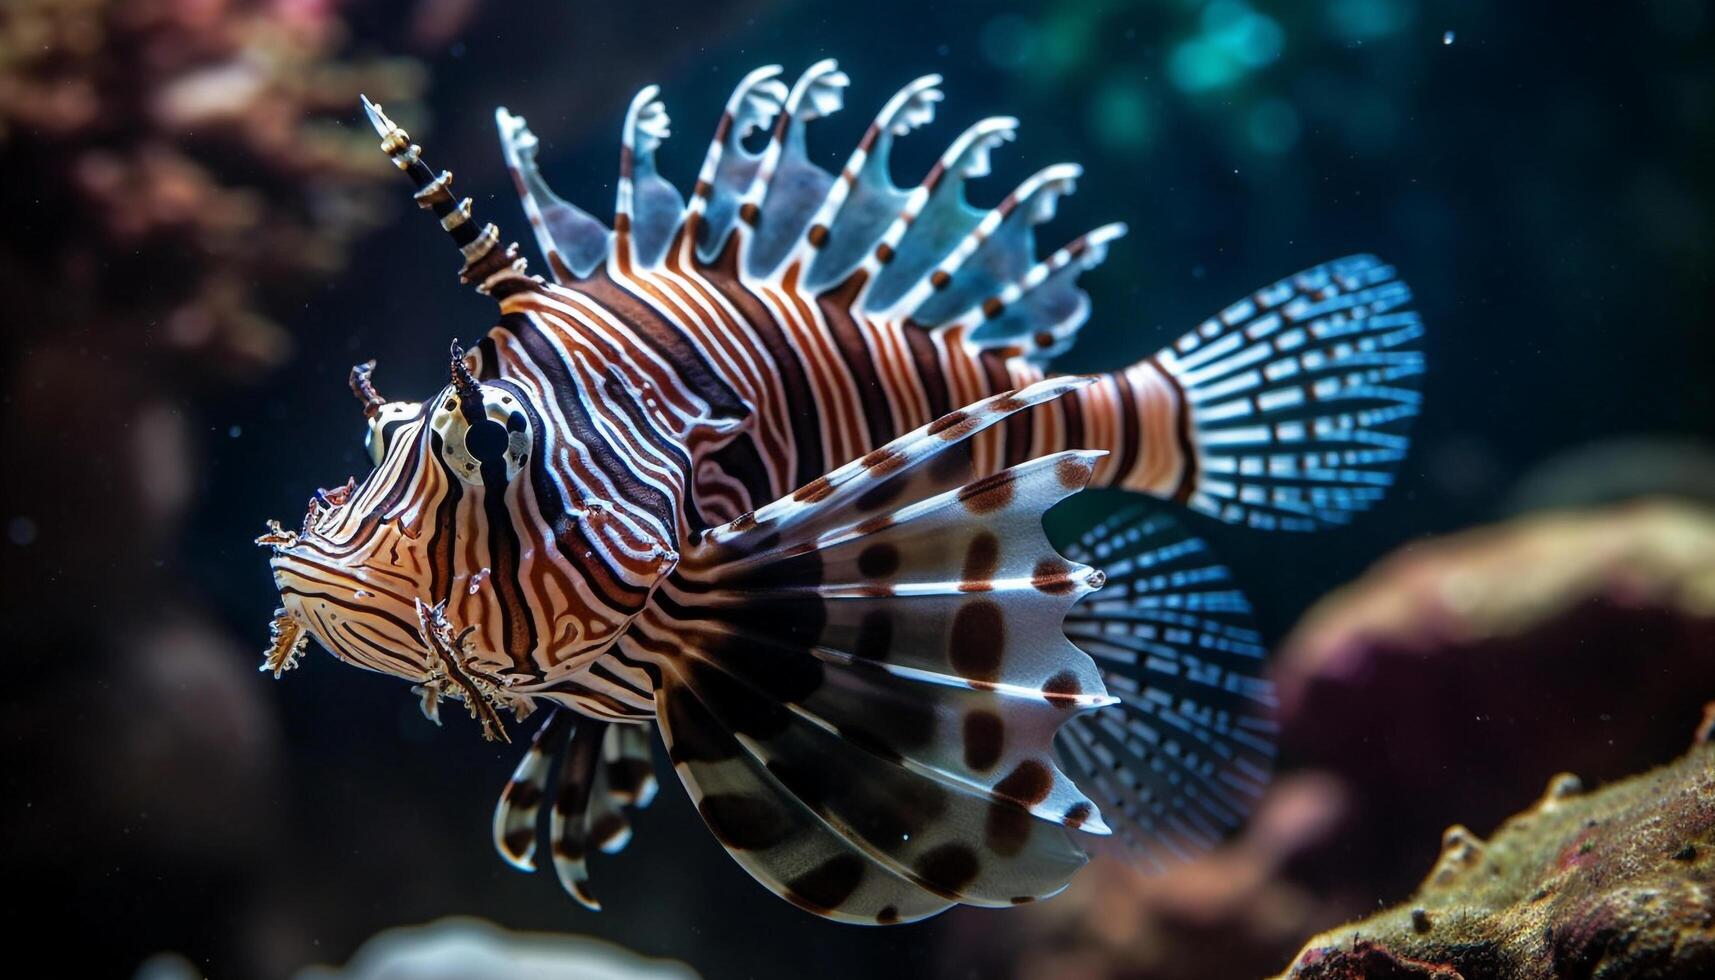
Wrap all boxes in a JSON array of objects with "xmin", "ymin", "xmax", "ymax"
[
  {"xmin": 0, "ymin": 0, "xmax": 424, "ymax": 373},
  {"xmin": 1278, "ymin": 705, "xmax": 1715, "ymax": 979},
  {"xmin": 1276, "ymin": 500, "xmax": 1715, "ymax": 907}
]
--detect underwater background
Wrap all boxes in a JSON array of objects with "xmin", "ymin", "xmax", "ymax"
[{"xmin": 3, "ymin": 0, "xmax": 1711, "ymax": 976}]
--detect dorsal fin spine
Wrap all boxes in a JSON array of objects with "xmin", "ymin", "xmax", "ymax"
[
  {"xmin": 746, "ymin": 59, "xmax": 840, "ymax": 203},
  {"xmin": 616, "ymin": 84, "xmax": 668, "ymax": 266},
  {"xmin": 782, "ymin": 73, "xmax": 943, "ymax": 276},
  {"xmin": 846, "ymin": 116, "xmax": 1018, "ymax": 309},
  {"xmin": 688, "ymin": 64, "xmax": 785, "ymax": 217},
  {"xmin": 884, "ymin": 162, "xmax": 1082, "ymax": 321},
  {"xmin": 943, "ymin": 222, "xmax": 1128, "ymax": 357},
  {"xmin": 495, "ymin": 107, "xmax": 610, "ymax": 282}
]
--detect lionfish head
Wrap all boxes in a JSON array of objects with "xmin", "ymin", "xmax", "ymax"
[{"xmin": 257, "ymin": 345, "xmax": 575, "ymax": 740}]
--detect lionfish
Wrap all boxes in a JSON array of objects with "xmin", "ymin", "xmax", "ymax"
[{"xmin": 259, "ymin": 61, "xmax": 1423, "ymax": 924}]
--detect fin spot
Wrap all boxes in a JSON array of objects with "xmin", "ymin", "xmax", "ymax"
[
  {"xmin": 794, "ymin": 476, "xmax": 835, "ymax": 503},
  {"xmin": 663, "ymin": 686, "xmax": 742, "ymax": 763},
  {"xmin": 1031, "ymin": 558, "xmax": 1077, "ymax": 595},
  {"xmin": 876, "ymin": 905, "xmax": 900, "ymax": 925},
  {"xmin": 1063, "ymin": 801, "xmax": 1093, "ymax": 829},
  {"xmin": 767, "ymin": 757, "xmax": 833, "ymax": 814},
  {"xmin": 995, "ymin": 759, "xmax": 1053, "ymax": 807},
  {"xmin": 502, "ymin": 828, "xmax": 534, "ymax": 860},
  {"xmin": 985, "ymin": 800, "xmax": 1034, "ymax": 857},
  {"xmin": 915, "ymin": 843, "xmax": 980, "ymax": 897},
  {"xmin": 1055, "ymin": 456, "xmax": 1094, "ymax": 490},
  {"xmin": 503, "ymin": 779, "xmax": 544, "ymax": 811},
  {"xmin": 962, "ymin": 709, "xmax": 1005, "ymax": 772},
  {"xmin": 858, "ymin": 542, "xmax": 902, "ymax": 579},
  {"xmin": 1042, "ymin": 670, "xmax": 1083, "ymax": 707},
  {"xmin": 860, "ymin": 446, "xmax": 907, "ymax": 476},
  {"xmin": 700, "ymin": 793, "xmax": 795, "ymax": 851},
  {"xmin": 787, "ymin": 854, "xmax": 867, "ymax": 914},
  {"xmin": 948, "ymin": 600, "xmax": 1005, "ymax": 682},
  {"xmin": 927, "ymin": 410, "xmax": 975, "ymax": 438},
  {"xmin": 854, "ymin": 610, "xmax": 894, "ymax": 662},
  {"xmin": 959, "ymin": 472, "xmax": 1016, "ymax": 515},
  {"xmin": 959, "ymin": 532, "xmax": 1001, "ymax": 592}
]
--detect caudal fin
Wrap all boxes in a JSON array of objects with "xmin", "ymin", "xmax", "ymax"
[{"xmin": 1151, "ymin": 254, "xmax": 1424, "ymax": 531}]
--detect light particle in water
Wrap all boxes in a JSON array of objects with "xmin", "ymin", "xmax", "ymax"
[
  {"xmin": 1443, "ymin": 30, "xmax": 1456, "ymax": 45},
  {"xmin": 228, "ymin": 425, "xmax": 242, "ymax": 438}
]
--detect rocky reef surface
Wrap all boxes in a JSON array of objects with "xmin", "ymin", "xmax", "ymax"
[{"xmin": 1278, "ymin": 705, "xmax": 1715, "ymax": 978}]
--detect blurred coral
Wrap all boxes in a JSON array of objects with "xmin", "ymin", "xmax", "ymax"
[
  {"xmin": 0, "ymin": 3, "xmax": 426, "ymax": 976},
  {"xmin": 1276, "ymin": 500, "xmax": 1715, "ymax": 908},
  {"xmin": 1278, "ymin": 706, "xmax": 1715, "ymax": 979},
  {"xmin": 0, "ymin": 0, "xmax": 424, "ymax": 374}
]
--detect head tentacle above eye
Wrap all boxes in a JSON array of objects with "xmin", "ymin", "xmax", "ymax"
[
  {"xmin": 349, "ymin": 359, "xmax": 386, "ymax": 418},
  {"xmin": 450, "ymin": 341, "xmax": 486, "ymax": 424}
]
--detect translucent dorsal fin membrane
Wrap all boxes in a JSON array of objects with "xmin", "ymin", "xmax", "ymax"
[
  {"xmin": 852, "ymin": 116, "xmax": 1019, "ymax": 312},
  {"xmin": 495, "ymin": 107, "xmax": 610, "ymax": 282},
  {"xmin": 798, "ymin": 73, "xmax": 945, "ymax": 291},
  {"xmin": 742, "ymin": 60, "xmax": 850, "ymax": 279},
  {"xmin": 951, "ymin": 223, "xmax": 1128, "ymax": 365},
  {"xmin": 692, "ymin": 65, "xmax": 789, "ymax": 262},
  {"xmin": 616, "ymin": 85, "xmax": 686, "ymax": 269},
  {"xmin": 888, "ymin": 163, "xmax": 1083, "ymax": 327}
]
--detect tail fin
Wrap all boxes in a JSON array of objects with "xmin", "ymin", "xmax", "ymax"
[
  {"xmin": 1055, "ymin": 505, "xmax": 1276, "ymax": 869},
  {"xmin": 1147, "ymin": 254, "xmax": 1424, "ymax": 531}
]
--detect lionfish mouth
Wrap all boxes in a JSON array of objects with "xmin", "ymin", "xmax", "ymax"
[{"xmin": 254, "ymin": 514, "xmax": 520, "ymax": 743}]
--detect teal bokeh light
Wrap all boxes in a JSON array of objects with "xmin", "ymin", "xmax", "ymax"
[
  {"xmin": 1326, "ymin": 0, "xmax": 1415, "ymax": 43},
  {"xmin": 1170, "ymin": 1, "xmax": 1286, "ymax": 93}
]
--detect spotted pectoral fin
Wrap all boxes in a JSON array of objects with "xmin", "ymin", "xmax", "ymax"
[
  {"xmin": 1055, "ymin": 506, "xmax": 1278, "ymax": 869},
  {"xmin": 491, "ymin": 708, "xmax": 657, "ymax": 911},
  {"xmin": 626, "ymin": 380, "xmax": 1116, "ymax": 923}
]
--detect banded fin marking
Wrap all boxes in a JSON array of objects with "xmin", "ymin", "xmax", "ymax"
[
  {"xmin": 1056, "ymin": 506, "xmax": 1276, "ymax": 870},
  {"xmin": 631, "ymin": 379, "xmax": 1119, "ymax": 923},
  {"xmin": 692, "ymin": 65, "xmax": 790, "ymax": 261},
  {"xmin": 492, "ymin": 706, "xmax": 573, "ymax": 871},
  {"xmin": 1155, "ymin": 255, "xmax": 1424, "ymax": 530},
  {"xmin": 798, "ymin": 74, "xmax": 944, "ymax": 290},
  {"xmin": 490, "ymin": 712, "xmax": 658, "ymax": 911},
  {"xmin": 742, "ymin": 60, "xmax": 851, "ymax": 278},
  {"xmin": 617, "ymin": 85, "xmax": 687, "ymax": 268},
  {"xmin": 950, "ymin": 222, "xmax": 1128, "ymax": 364}
]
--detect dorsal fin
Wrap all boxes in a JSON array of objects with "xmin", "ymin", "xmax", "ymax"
[
  {"xmin": 852, "ymin": 116, "xmax": 1018, "ymax": 312},
  {"xmin": 946, "ymin": 223, "xmax": 1128, "ymax": 365},
  {"xmin": 488, "ymin": 63, "xmax": 1128, "ymax": 365},
  {"xmin": 496, "ymin": 107, "xmax": 610, "ymax": 282},
  {"xmin": 616, "ymin": 85, "xmax": 686, "ymax": 269},
  {"xmin": 795, "ymin": 73, "xmax": 944, "ymax": 290},
  {"xmin": 739, "ymin": 60, "xmax": 851, "ymax": 279},
  {"xmin": 690, "ymin": 65, "xmax": 790, "ymax": 262},
  {"xmin": 885, "ymin": 162, "xmax": 1083, "ymax": 326}
]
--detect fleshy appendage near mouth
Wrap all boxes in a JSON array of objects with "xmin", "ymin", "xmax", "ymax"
[{"xmin": 255, "ymin": 522, "xmax": 528, "ymax": 742}]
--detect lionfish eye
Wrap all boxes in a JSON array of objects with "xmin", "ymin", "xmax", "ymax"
[
  {"xmin": 464, "ymin": 418, "xmax": 510, "ymax": 464},
  {"xmin": 432, "ymin": 387, "xmax": 532, "ymax": 485}
]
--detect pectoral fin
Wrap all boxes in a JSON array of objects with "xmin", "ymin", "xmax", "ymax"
[{"xmin": 625, "ymin": 379, "xmax": 1117, "ymax": 923}]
